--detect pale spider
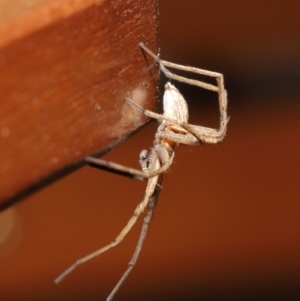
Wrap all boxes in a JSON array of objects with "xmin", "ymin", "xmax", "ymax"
[{"xmin": 55, "ymin": 43, "xmax": 229, "ymax": 300}]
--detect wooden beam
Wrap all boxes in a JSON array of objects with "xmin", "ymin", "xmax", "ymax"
[{"xmin": 0, "ymin": 0, "xmax": 160, "ymax": 210}]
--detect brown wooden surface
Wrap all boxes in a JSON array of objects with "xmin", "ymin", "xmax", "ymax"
[{"xmin": 0, "ymin": 0, "xmax": 160, "ymax": 210}]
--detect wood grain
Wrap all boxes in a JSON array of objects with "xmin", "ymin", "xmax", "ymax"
[{"xmin": 0, "ymin": 0, "xmax": 160, "ymax": 210}]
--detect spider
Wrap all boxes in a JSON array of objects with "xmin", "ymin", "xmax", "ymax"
[{"xmin": 55, "ymin": 42, "xmax": 229, "ymax": 300}]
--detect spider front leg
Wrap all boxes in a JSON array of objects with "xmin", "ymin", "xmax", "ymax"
[
  {"xmin": 139, "ymin": 43, "xmax": 229, "ymax": 143},
  {"xmin": 85, "ymin": 144, "xmax": 171, "ymax": 180},
  {"xmin": 140, "ymin": 41, "xmax": 227, "ymax": 98},
  {"xmin": 145, "ymin": 109, "xmax": 228, "ymax": 145},
  {"xmin": 153, "ymin": 67, "xmax": 229, "ymax": 144},
  {"xmin": 126, "ymin": 97, "xmax": 228, "ymax": 145}
]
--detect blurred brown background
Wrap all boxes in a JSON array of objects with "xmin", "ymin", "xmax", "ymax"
[{"xmin": 1, "ymin": 0, "xmax": 300, "ymax": 300}]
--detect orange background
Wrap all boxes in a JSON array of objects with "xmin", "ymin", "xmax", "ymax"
[{"xmin": 1, "ymin": 1, "xmax": 300, "ymax": 300}]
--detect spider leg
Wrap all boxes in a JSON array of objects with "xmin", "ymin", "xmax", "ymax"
[
  {"xmin": 127, "ymin": 93, "xmax": 229, "ymax": 145},
  {"xmin": 140, "ymin": 42, "xmax": 220, "ymax": 93},
  {"xmin": 54, "ymin": 168, "xmax": 160, "ymax": 285},
  {"xmin": 85, "ymin": 156, "xmax": 149, "ymax": 180},
  {"xmin": 125, "ymin": 99, "xmax": 202, "ymax": 145},
  {"xmin": 85, "ymin": 147, "xmax": 171, "ymax": 180},
  {"xmin": 157, "ymin": 64, "xmax": 229, "ymax": 142},
  {"xmin": 139, "ymin": 43, "xmax": 229, "ymax": 141},
  {"xmin": 179, "ymin": 118, "xmax": 229, "ymax": 144},
  {"xmin": 133, "ymin": 108, "xmax": 227, "ymax": 145},
  {"xmin": 107, "ymin": 173, "xmax": 162, "ymax": 301}
]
